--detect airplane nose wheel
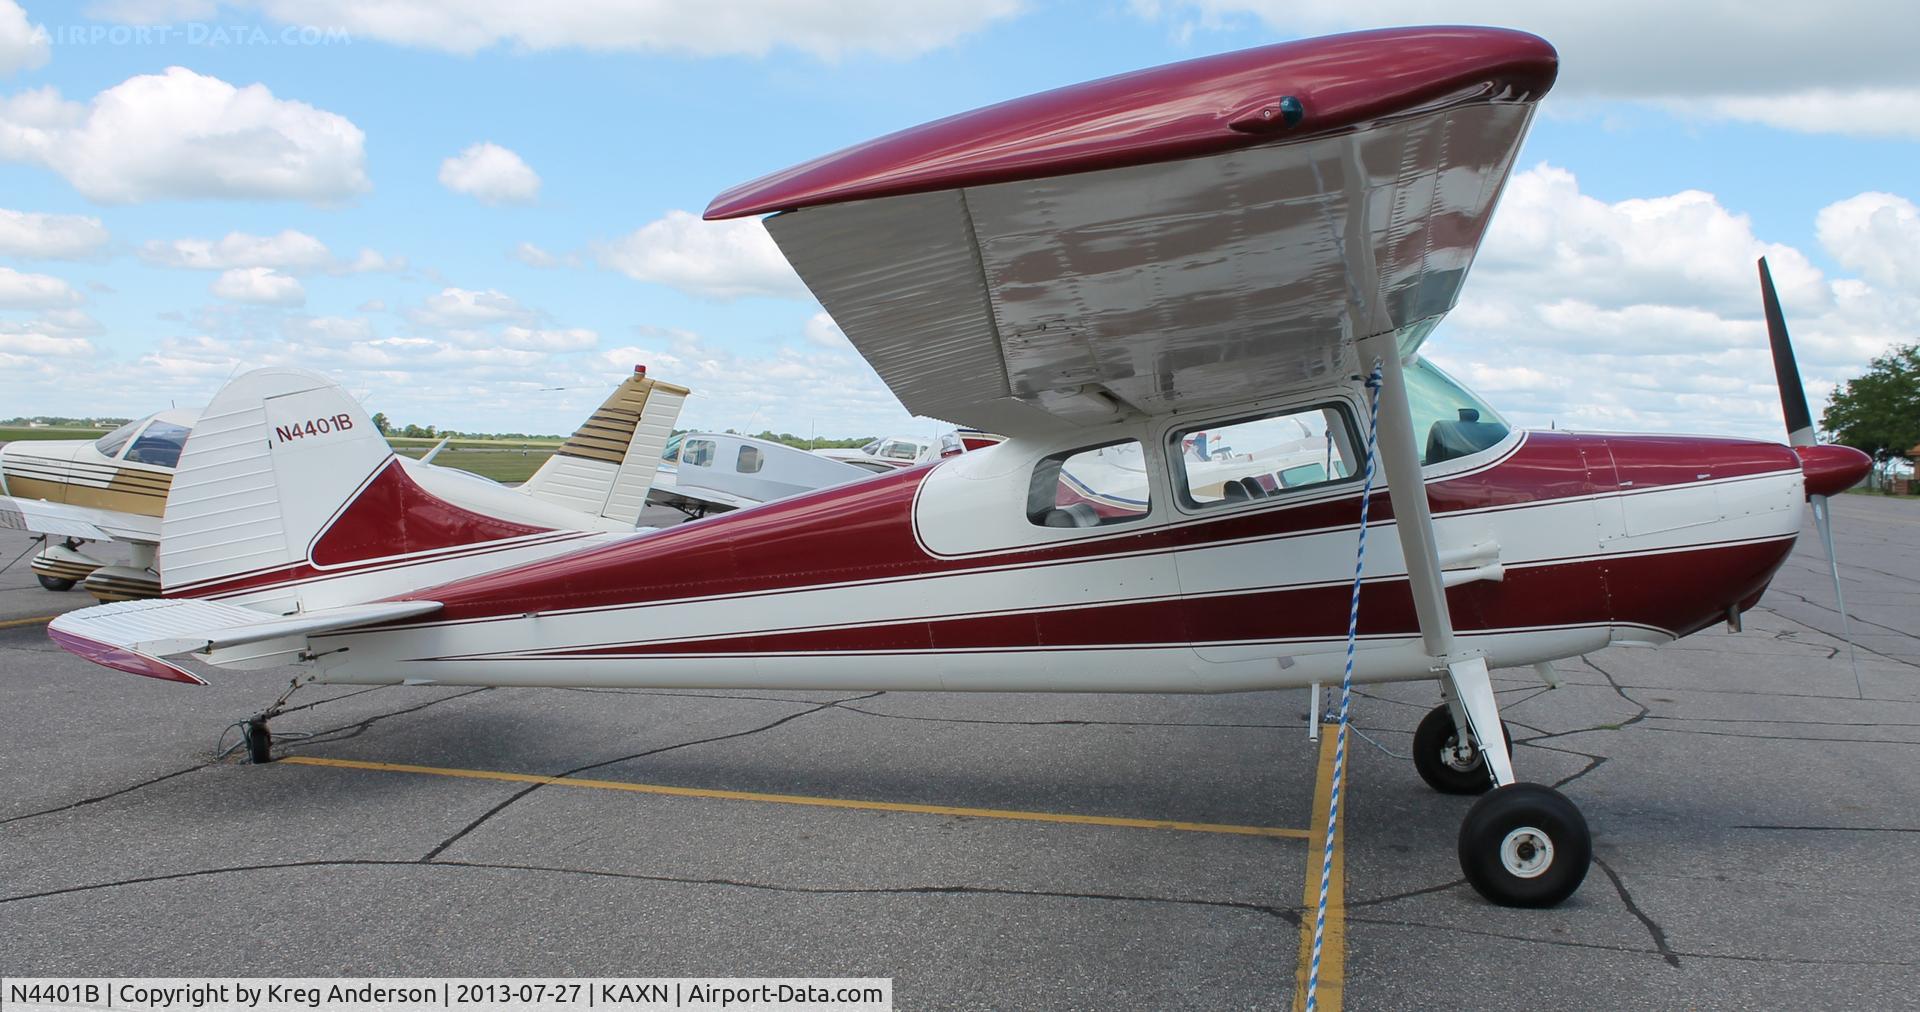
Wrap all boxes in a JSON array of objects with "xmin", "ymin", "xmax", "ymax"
[
  {"xmin": 1412, "ymin": 704, "xmax": 1509, "ymax": 795},
  {"xmin": 1458, "ymin": 782, "xmax": 1590, "ymax": 907},
  {"xmin": 36, "ymin": 575, "xmax": 76, "ymax": 592}
]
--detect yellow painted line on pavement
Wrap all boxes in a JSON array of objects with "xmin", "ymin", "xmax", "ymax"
[
  {"xmin": 1291, "ymin": 731, "xmax": 1346, "ymax": 1012},
  {"xmin": 0, "ymin": 614, "xmax": 60, "ymax": 629},
  {"xmin": 283, "ymin": 755, "xmax": 1314, "ymax": 839}
]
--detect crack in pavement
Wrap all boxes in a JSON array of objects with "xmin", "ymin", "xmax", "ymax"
[
  {"xmin": 1344, "ymin": 913, "xmax": 1917, "ymax": 968},
  {"xmin": 1638, "ymin": 726, "xmax": 1920, "ymax": 745},
  {"xmin": 1754, "ymin": 601, "xmax": 1920, "ymax": 673},
  {"xmin": 277, "ymin": 687, "xmax": 494, "ymax": 751},
  {"xmin": 1731, "ymin": 824, "xmax": 1920, "ymax": 834},
  {"xmin": 0, "ymin": 764, "xmax": 207, "ymax": 828},
  {"xmin": 0, "ymin": 857, "xmax": 1301, "ymax": 927},
  {"xmin": 1595, "ymin": 856, "xmax": 1680, "ymax": 968},
  {"xmin": 2, "ymin": 687, "xmax": 496, "ymax": 829},
  {"xmin": 420, "ymin": 691, "xmax": 886, "ymax": 862}
]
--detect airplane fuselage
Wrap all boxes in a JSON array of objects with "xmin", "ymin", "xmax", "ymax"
[{"xmin": 299, "ymin": 417, "xmax": 1807, "ymax": 694}]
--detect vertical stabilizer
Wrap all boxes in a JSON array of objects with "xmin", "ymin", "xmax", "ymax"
[
  {"xmin": 520, "ymin": 365, "xmax": 689, "ymax": 526},
  {"xmin": 158, "ymin": 367, "xmax": 557, "ymax": 613}
]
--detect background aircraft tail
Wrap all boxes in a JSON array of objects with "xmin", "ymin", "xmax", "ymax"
[
  {"xmin": 159, "ymin": 367, "xmax": 563, "ymax": 614},
  {"xmin": 519, "ymin": 365, "xmax": 688, "ymax": 525}
]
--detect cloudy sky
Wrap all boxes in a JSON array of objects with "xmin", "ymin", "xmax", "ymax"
[{"xmin": 0, "ymin": 1, "xmax": 1913, "ymax": 441}]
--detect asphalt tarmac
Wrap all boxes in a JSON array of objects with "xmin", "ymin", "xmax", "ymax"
[{"xmin": 1, "ymin": 496, "xmax": 1915, "ymax": 1009}]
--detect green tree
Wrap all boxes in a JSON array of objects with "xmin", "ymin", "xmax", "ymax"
[
  {"xmin": 370, "ymin": 411, "xmax": 390, "ymax": 435},
  {"xmin": 1822, "ymin": 343, "xmax": 1920, "ymax": 467}
]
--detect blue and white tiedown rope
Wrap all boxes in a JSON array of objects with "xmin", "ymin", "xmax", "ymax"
[{"xmin": 1304, "ymin": 360, "xmax": 1384, "ymax": 1012}]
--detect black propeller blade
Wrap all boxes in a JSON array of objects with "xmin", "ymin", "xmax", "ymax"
[
  {"xmin": 1757, "ymin": 256, "xmax": 1862, "ymax": 686},
  {"xmin": 1758, "ymin": 257, "xmax": 1816, "ymax": 446}
]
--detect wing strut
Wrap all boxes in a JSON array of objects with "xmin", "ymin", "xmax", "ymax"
[
  {"xmin": 1353, "ymin": 333, "xmax": 1591, "ymax": 908},
  {"xmin": 1351, "ymin": 333, "xmax": 1518, "ymax": 784}
]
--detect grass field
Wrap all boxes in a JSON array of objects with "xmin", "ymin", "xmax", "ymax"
[
  {"xmin": 391, "ymin": 445, "xmax": 556, "ymax": 483},
  {"xmin": 0, "ymin": 426, "xmax": 109, "ymax": 443}
]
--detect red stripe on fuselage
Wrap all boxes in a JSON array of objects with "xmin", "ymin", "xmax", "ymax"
[
  {"xmin": 402, "ymin": 432, "xmax": 1799, "ymax": 634},
  {"xmin": 426, "ymin": 536, "xmax": 1792, "ymax": 660}
]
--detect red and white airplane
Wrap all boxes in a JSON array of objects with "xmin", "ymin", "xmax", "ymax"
[{"xmin": 43, "ymin": 27, "xmax": 1870, "ymax": 908}]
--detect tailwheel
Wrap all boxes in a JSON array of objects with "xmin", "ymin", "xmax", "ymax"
[
  {"xmin": 1458, "ymin": 783, "xmax": 1590, "ymax": 907},
  {"xmin": 36, "ymin": 575, "xmax": 76, "ymax": 592},
  {"xmin": 1412, "ymin": 704, "xmax": 1509, "ymax": 795}
]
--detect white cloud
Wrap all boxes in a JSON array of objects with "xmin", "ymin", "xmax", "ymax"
[
  {"xmin": 82, "ymin": 1, "xmax": 220, "ymax": 23},
  {"xmin": 221, "ymin": 0, "xmax": 1020, "ymax": 59},
  {"xmin": 0, "ymin": 266, "xmax": 81, "ymax": 307},
  {"xmin": 0, "ymin": 208, "xmax": 109, "ymax": 258},
  {"xmin": 0, "ymin": 1, "xmax": 49, "ymax": 77},
  {"xmin": 0, "ymin": 332, "xmax": 93, "ymax": 356},
  {"xmin": 438, "ymin": 142, "xmax": 540, "ymax": 205},
  {"xmin": 141, "ymin": 229, "xmax": 331, "ymax": 272},
  {"xmin": 0, "ymin": 67, "xmax": 368, "ymax": 203},
  {"xmin": 1427, "ymin": 164, "xmax": 1919, "ymax": 439},
  {"xmin": 1816, "ymin": 192, "xmax": 1920, "ymax": 291},
  {"xmin": 512, "ymin": 241, "xmax": 576, "ymax": 268},
  {"xmin": 209, "ymin": 266, "xmax": 305, "ymax": 305},
  {"xmin": 138, "ymin": 229, "xmax": 401, "ymax": 275},
  {"xmin": 407, "ymin": 286, "xmax": 532, "ymax": 327},
  {"xmin": 804, "ymin": 310, "xmax": 848, "ymax": 348},
  {"xmin": 1143, "ymin": 1, "xmax": 1920, "ymax": 139},
  {"xmin": 595, "ymin": 324, "xmax": 918, "ymax": 437},
  {"xmin": 597, "ymin": 210, "xmax": 807, "ymax": 300},
  {"xmin": 498, "ymin": 326, "xmax": 598, "ymax": 352}
]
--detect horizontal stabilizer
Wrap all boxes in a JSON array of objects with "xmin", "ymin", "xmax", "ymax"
[
  {"xmin": 47, "ymin": 597, "xmax": 442, "ymax": 683},
  {"xmin": 0, "ymin": 495, "xmax": 160, "ymax": 543}
]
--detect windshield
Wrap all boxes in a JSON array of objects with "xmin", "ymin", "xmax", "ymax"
[
  {"xmin": 1406, "ymin": 357, "xmax": 1510, "ymax": 465},
  {"xmin": 125, "ymin": 420, "xmax": 192, "ymax": 467},
  {"xmin": 94, "ymin": 418, "xmax": 143, "ymax": 458}
]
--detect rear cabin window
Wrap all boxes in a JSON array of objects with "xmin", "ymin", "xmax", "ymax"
[
  {"xmin": 1027, "ymin": 440, "xmax": 1150, "ymax": 529},
  {"xmin": 662, "ymin": 433, "xmax": 682, "ymax": 462},
  {"xmin": 124, "ymin": 420, "xmax": 192, "ymax": 468},
  {"xmin": 1173, "ymin": 404, "xmax": 1358, "ymax": 509},
  {"xmin": 880, "ymin": 439, "xmax": 920, "ymax": 461},
  {"xmin": 681, "ymin": 438, "xmax": 715, "ymax": 468},
  {"xmin": 736, "ymin": 445, "xmax": 763, "ymax": 473}
]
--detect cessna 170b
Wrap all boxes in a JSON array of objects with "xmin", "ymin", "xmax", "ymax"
[
  {"xmin": 42, "ymin": 27, "xmax": 1870, "ymax": 908},
  {"xmin": 0, "ymin": 365, "xmax": 687, "ymax": 600}
]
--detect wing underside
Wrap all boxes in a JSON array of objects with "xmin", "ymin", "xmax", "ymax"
[{"xmin": 765, "ymin": 100, "xmax": 1533, "ymax": 434}]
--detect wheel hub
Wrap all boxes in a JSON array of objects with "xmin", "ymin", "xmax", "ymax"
[
  {"xmin": 1499, "ymin": 826, "xmax": 1553, "ymax": 878},
  {"xmin": 1441, "ymin": 734, "xmax": 1479, "ymax": 772}
]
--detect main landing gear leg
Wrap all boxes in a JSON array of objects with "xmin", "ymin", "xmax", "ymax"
[{"xmin": 1443, "ymin": 657, "xmax": 1590, "ymax": 907}]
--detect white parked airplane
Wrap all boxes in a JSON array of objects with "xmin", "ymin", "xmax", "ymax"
[
  {"xmin": 651, "ymin": 432, "xmax": 874, "ymax": 517},
  {"xmin": 0, "ymin": 365, "xmax": 687, "ymax": 599}
]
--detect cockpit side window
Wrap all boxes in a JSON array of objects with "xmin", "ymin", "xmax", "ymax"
[
  {"xmin": 1170, "ymin": 404, "xmax": 1358, "ymax": 509},
  {"xmin": 1406, "ymin": 357, "xmax": 1511, "ymax": 466},
  {"xmin": 1027, "ymin": 440, "xmax": 1150, "ymax": 529},
  {"xmin": 682, "ymin": 438, "xmax": 715, "ymax": 468},
  {"xmin": 125, "ymin": 420, "xmax": 192, "ymax": 468},
  {"xmin": 94, "ymin": 419, "xmax": 142, "ymax": 458},
  {"xmin": 662, "ymin": 433, "xmax": 682, "ymax": 462}
]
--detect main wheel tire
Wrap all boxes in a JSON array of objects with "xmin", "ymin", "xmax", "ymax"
[
  {"xmin": 36, "ymin": 574, "xmax": 76, "ymax": 592},
  {"xmin": 1458, "ymin": 782, "xmax": 1591, "ymax": 908},
  {"xmin": 1412, "ymin": 704, "xmax": 1511, "ymax": 795}
]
